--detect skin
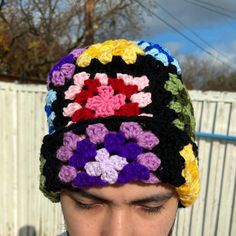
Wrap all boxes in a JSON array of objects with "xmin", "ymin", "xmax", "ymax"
[{"xmin": 60, "ymin": 182, "xmax": 179, "ymax": 236}]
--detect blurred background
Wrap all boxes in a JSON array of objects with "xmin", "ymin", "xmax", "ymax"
[{"xmin": 0, "ymin": 0, "xmax": 236, "ymax": 235}]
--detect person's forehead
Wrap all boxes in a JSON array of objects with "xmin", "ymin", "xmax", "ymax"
[{"xmin": 65, "ymin": 183, "xmax": 176, "ymax": 204}]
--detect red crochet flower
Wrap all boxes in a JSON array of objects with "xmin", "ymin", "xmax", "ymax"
[
  {"xmin": 64, "ymin": 73, "xmax": 151, "ymax": 123},
  {"xmin": 108, "ymin": 78, "xmax": 138, "ymax": 98},
  {"xmin": 75, "ymin": 90, "xmax": 93, "ymax": 104},
  {"xmin": 115, "ymin": 103, "xmax": 140, "ymax": 116},
  {"xmin": 84, "ymin": 79, "xmax": 101, "ymax": 94},
  {"xmin": 72, "ymin": 108, "xmax": 95, "ymax": 122}
]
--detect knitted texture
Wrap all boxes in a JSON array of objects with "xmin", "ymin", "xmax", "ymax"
[{"xmin": 40, "ymin": 39, "xmax": 200, "ymax": 208}]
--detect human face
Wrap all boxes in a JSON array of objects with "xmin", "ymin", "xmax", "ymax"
[{"xmin": 60, "ymin": 182, "xmax": 179, "ymax": 236}]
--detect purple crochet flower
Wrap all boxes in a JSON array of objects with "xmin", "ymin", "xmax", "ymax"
[
  {"xmin": 117, "ymin": 142, "xmax": 143, "ymax": 162},
  {"xmin": 117, "ymin": 163, "xmax": 150, "ymax": 184},
  {"xmin": 137, "ymin": 131, "xmax": 160, "ymax": 150},
  {"xmin": 70, "ymin": 48, "xmax": 86, "ymax": 58},
  {"xmin": 49, "ymin": 54, "xmax": 74, "ymax": 78},
  {"xmin": 86, "ymin": 123, "xmax": 109, "ymax": 144},
  {"xmin": 68, "ymin": 139, "xmax": 97, "ymax": 169},
  {"xmin": 51, "ymin": 71, "xmax": 65, "ymax": 86},
  {"xmin": 63, "ymin": 132, "xmax": 84, "ymax": 150},
  {"xmin": 49, "ymin": 64, "xmax": 60, "ymax": 78},
  {"xmin": 56, "ymin": 146, "xmax": 74, "ymax": 162},
  {"xmin": 72, "ymin": 172, "xmax": 108, "ymax": 188},
  {"xmin": 58, "ymin": 165, "xmax": 77, "ymax": 183},
  {"xmin": 84, "ymin": 148, "xmax": 128, "ymax": 184},
  {"xmin": 137, "ymin": 152, "xmax": 161, "ymax": 171},
  {"xmin": 142, "ymin": 173, "xmax": 160, "ymax": 184},
  {"xmin": 58, "ymin": 54, "xmax": 74, "ymax": 67},
  {"xmin": 120, "ymin": 122, "xmax": 143, "ymax": 139},
  {"xmin": 104, "ymin": 132, "xmax": 125, "ymax": 154},
  {"xmin": 61, "ymin": 63, "xmax": 76, "ymax": 79}
]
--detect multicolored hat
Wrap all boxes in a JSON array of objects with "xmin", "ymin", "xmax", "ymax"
[{"xmin": 40, "ymin": 39, "xmax": 200, "ymax": 207}]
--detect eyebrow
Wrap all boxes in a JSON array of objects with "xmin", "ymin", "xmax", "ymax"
[{"xmin": 68, "ymin": 189, "xmax": 174, "ymax": 205}]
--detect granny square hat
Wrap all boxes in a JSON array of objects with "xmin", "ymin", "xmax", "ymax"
[{"xmin": 40, "ymin": 39, "xmax": 200, "ymax": 208}]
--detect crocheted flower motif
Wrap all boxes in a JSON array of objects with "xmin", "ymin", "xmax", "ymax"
[
  {"xmin": 119, "ymin": 122, "xmax": 160, "ymax": 150},
  {"xmin": 85, "ymin": 85, "xmax": 126, "ymax": 117},
  {"xmin": 103, "ymin": 132, "xmax": 126, "ymax": 154},
  {"xmin": 165, "ymin": 73, "xmax": 196, "ymax": 141},
  {"xmin": 117, "ymin": 73, "xmax": 149, "ymax": 91},
  {"xmin": 120, "ymin": 122, "xmax": 143, "ymax": 139},
  {"xmin": 70, "ymin": 48, "xmax": 86, "ymax": 58},
  {"xmin": 137, "ymin": 131, "xmax": 160, "ymax": 150},
  {"xmin": 56, "ymin": 132, "xmax": 85, "ymax": 161},
  {"xmin": 137, "ymin": 152, "xmax": 161, "ymax": 171},
  {"xmin": 77, "ymin": 39, "xmax": 144, "ymax": 67},
  {"xmin": 116, "ymin": 163, "xmax": 150, "ymax": 184},
  {"xmin": 64, "ymin": 72, "xmax": 91, "ymax": 100},
  {"xmin": 164, "ymin": 73, "xmax": 184, "ymax": 95},
  {"xmin": 84, "ymin": 148, "xmax": 128, "ymax": 184},
  {"xmin": 63, "ymin": 132, "xmax": 85, "ymax": 150},
  {"xmin": 63, "ymin": 103, "xmax": 82, "ymax": 117},
  {"xmin": 58, "ymin": 165, "xmax": 77, "ymax": 183},
  {"xmin": 142, "ymin": 173, "xmax": 160, "ymax": 184},
  {"xmin": 45, "ymin": 90, "xmax": 57, "ymax": 107},
  {"xmin": 176, "ymin": 144, "xmax": 200, "ymax": 207},
  {"xmin": 57, "ymin": 122, "xmax": 161, "ymax": 187},
  {"xmin": 45, "ymin": 90, "xmax": 57, "ymax": 133},
  {"xmin": 47, "ymin": 112, "xmax": 56, "ymax": 134},
  {"xmin": 135, "ymin": 40, "xmax": 181, "ymax": 74},
  {"xmin": 104, "ymin": 132, "xmax": 143, "ymax": 162},
  {"xmin": 69, "ymin": 139, "xmax": 97, "ymax": 169},
  {"xmin": 49, "ymin": 54, "xmax": 76, "ymax": 86},
  {"xmin": 63, "ymin": 72, "xmax": 152, "ymax": 123},
  {"xmin": 86, "ymin": 123, "xmax": 109, "ymax": 144},
  {"xmin": 72, "ymin": 172, "xmax": 108, "ymax": 188},
  {"xmin": 130, "ymin": 92, "xmax": 152, "ymax": 108}
]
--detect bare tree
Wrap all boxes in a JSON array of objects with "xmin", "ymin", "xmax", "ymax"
[
  {"xmin": 180, "ymin": 54, "xmax": 236, "ymax": 91},
  {"xmin": 0, "ymin": 0, "xmax": 156, "ymax": 81}
]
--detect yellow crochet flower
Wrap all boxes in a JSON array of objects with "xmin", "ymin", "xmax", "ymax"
[
  {"xmin": 176, "ymin": 143, "xmax": 200, "ymax": 207},
  {"xmin": 77, "ymin": 39, "xmax": 144, "ymax": 67}
]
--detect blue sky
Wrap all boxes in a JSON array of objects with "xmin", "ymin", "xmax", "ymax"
[{"xmin": 138, "ymin": 0, "xmax": 236, "ymax": 70}]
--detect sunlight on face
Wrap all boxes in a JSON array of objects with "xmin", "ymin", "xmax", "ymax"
[{"xmin": 60, "ymin": 182, "xmax": 179, "ymax": 236}]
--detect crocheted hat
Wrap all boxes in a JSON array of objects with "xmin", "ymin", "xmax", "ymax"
[{"xmin": 39, "ymin": 39, "xmax": 200, "ymax": 208}]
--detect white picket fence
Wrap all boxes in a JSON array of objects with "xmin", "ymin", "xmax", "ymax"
[{"xmin": 0, "ymin": 81, "xmax": 235, "ymax": 236}]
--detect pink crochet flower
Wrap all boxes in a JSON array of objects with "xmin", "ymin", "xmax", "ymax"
[
  {"xmin": 94, "ymin": 73, "xmax": 109, "ymax": 85},
  {"xmin": 85, "ymin": 85, "xmax": 126, "ymax": 117},
  {"xmin": 64, "ymin": 85, "xmax": 82, "ymax": 100},
  {"xmin": 137, "ymin": 152, "xmax": 161, "ymax": 171},
  {"xmin": 63, "ymin": 103, "xmax": 82, "ymax": 117},
  {"xmin": 130, "ymin": 92, "xmax": 152, "ymax": 108},
  {"xmin": 84, "ymin": 148, "xmax": 128, "ymax": 184},
  {"xmin": 73, "ymin": 72, "xmax": 90, "ymax": 86},
  {"xmin": 64, "ymin": 72, "xmax": 90, "ymax": 100},
  {"xmin": 132, "ymin": 75, "xmax": 149, "ymax": 90},
  {"xmin": 58, "ymin": 165, "xmax": 77, "ymax": 183},
  {"xmin": 117, "ymin": 73, "xmax": 133, "ymax": 85},
  {"xmin": 117, "ymin": 73, "xmax": 149, "ymax": 91}
]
